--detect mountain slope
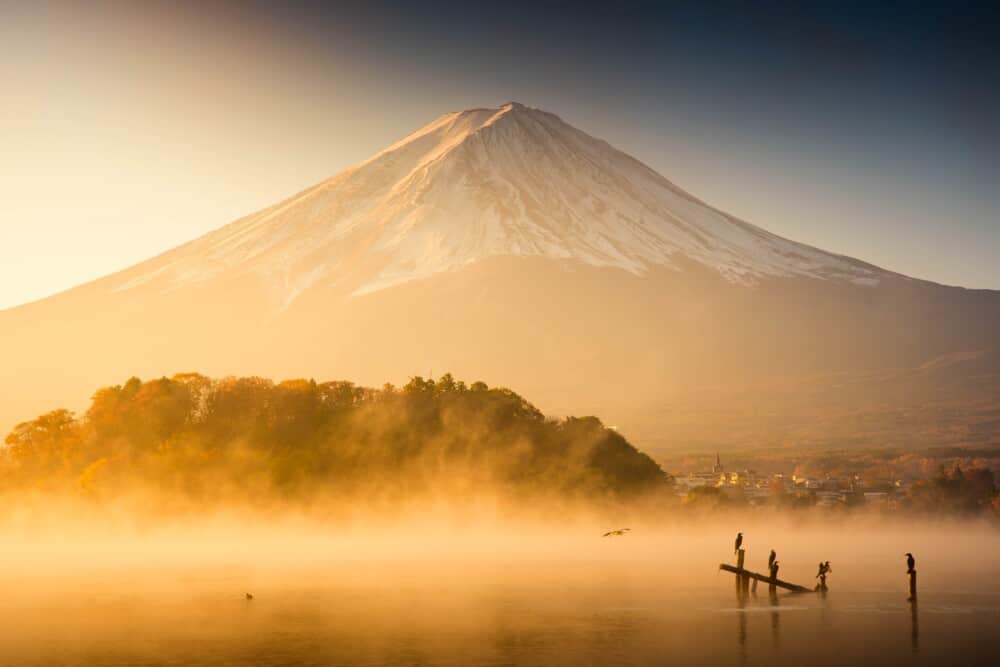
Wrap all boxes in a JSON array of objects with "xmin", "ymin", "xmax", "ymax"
[
  {"xmin": 2, "ymin": 103, "xmax": 998, "ymax": 454},
  {"xmin": 108, "ymin": 102, "xmax": 879, "ymax": 307}
]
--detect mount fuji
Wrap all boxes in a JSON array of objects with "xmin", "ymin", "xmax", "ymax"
[
  {"xmin": 111, "ymin": 102, "xmax": 882, "ymax": 304},
  {"xmin": 3, "ymin": 103, "xmax": 998, "ymax": 453}
]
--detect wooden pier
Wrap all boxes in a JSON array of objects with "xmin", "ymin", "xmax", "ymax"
[{"xmin": 719, "ymin": 549, "xmax": 812, "ymax": 593}]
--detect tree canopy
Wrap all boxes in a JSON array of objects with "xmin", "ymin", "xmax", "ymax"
[{"xmin": 2, "ymin": 373, "xmax": 668, "ymax": 509}]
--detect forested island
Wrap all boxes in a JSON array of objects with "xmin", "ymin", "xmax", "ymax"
[{"xmin": 2, "ymin": 374, "xmax": 668, "ymax": 509}]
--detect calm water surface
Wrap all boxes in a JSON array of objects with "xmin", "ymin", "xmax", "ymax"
[{"xmin": 0, "ymin": 562, "xmax": 996, "ymax": 666}]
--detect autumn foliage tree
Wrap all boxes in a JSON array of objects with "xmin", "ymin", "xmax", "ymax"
[
  {"xmin": 904, "ymin": 465, "xmax": 998, "ymax": 515},
  {"xmin": 1, "ymin": 373, "xmax": 668, "ymax": 509}
]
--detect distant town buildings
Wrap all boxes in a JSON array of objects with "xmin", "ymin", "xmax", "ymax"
[{"xmin": 672, "ymin": 453, "xmax": 926, "ymax": 510}]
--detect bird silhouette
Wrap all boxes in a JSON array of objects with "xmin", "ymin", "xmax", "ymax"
[
  {"xmin": 602, "ymin": 528, "xmax": 631, "ymax": 537},
  {"xmin": 245, "ymin": 593, "xmax": 254, "ymax": 601},
  {"xmin": 734, "ymin": 532, "xmax": 743, "ymax": 554},
  {"xmin": 768, "ymin": 549, "xmax": 776, "ymax": 570},
  {"xmin": 906, "ymin": 553, "xmax": 915, "ymax": 573}
]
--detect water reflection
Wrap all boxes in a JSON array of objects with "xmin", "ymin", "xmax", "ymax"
[
  {"xmin": 735, "ymin": 581, "xmax": 748, "ymax": 663},
  {"xmin": 769, "ymin": 589, "xmax": 780, "ymax": 647},
  {"xmin": 1, "ymin": 566, "xmax": 998, "ymax": 666}
]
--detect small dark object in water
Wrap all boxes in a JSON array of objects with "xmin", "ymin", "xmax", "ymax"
[
  {"xmin": 245, "ymin": 593, "xmax": 254, "ymax": 601},
  {"xmin": 603, "ymin": 528, "xmax": 630, "ymax": 537},
  {"xmin": 815, "ymin": 561, "xmax": 831, "ymax": 591}
]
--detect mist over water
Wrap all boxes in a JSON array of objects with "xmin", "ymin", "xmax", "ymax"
[{"xmin": 1, "ymin": 511, "xmax": 997, "ymax": 666}]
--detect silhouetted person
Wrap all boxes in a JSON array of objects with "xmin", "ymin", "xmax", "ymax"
[
  {"xmin": 906, "ymin": 553, "xmax": 915, "ymax": 573},
  {"xmin": 768, "ymin": 549, "xmax": 776, "ymax": 571},
  {"xmin": 734, "ymin": 531, "xmax": 743, "ymax": 554}
]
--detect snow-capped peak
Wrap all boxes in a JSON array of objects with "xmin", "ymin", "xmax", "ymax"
[{"xmin": 113, "ymin": 102, "xmax": 879, "ymax": 305}]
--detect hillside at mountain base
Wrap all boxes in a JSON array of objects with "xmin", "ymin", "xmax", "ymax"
[{"xmin": 2, "ymin": 373, "xmax": 668, "ymax": 509}]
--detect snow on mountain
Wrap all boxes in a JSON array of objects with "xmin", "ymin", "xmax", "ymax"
[{"xmin": 113, "ymin": 102, "xmax": 880, "ymax": 306}]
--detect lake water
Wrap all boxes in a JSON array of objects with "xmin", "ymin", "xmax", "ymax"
[
  {"xmin": 1, "ymin": 565, "xmax": 997, "ymax": 666},
  {"xmin": 0, "ymin": 519, "xmax": 996, "ymax": 665}
]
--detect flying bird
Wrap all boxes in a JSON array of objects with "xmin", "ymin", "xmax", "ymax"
[
  {"xmin": 734, "ymin": 532, "xmax": 743, "ymax": 554},
  {"xmin": 603, "ymin": 528, "xmax": 631, "ymax": 537}
]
